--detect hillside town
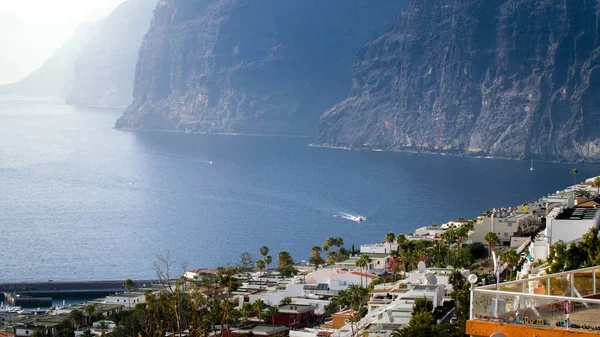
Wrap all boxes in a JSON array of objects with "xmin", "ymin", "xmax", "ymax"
[{"xmin": 4, "ymin": 175, "xmax": 600, "ymax": 337}]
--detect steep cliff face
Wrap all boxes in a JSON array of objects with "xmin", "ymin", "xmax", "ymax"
[
  {"xmin": 66, "ymin": 0, "xmax": 155, "ymax": 107},
  {"xmin": 0, "ymin": 22, "xmax": 100, "ymax": 97},
  {"xmin": 317, "ymin": 0, "xmax": 600, "ymax": 163},
  {"xmin": 116, "ymin": 0, "xmax": 408, "ymax": 135}
]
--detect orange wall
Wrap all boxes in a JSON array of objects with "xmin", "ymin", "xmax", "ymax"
[
  {"xmin": 467, "ymin": 320, "xmax": 600, "ymax": 337},
  {"xmin": 332, "ymin": 313, "xmax": 352, "ymax": 329}
]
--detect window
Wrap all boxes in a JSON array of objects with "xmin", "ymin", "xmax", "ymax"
[
  {"xmin": 504, "ymin": 233, "xmax": 509, "ymax": 237},
  {"xmin": 508, "ymin": 223, "xmax": 513, "ymax": 227}
]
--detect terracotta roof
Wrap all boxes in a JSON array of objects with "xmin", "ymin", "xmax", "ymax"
[
  {"xmin": 317, "ymin": 332, "xmax": 334, "ymax": 336},
  {"xmin": 349, "ymin": 271, "xmax": 377, "ymax": 279},
  {"xmin": 0, "ymin": 332, "xmax": 15, "ymax": 337}
]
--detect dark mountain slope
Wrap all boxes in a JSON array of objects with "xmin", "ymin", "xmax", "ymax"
[
  {"xmin": 66, "ymin": 0, "xmax": 156, "ymax": 107},
  {"xmin": 316, "ymin": 0, "xmax": 600, "ymax": 163},
  {"xmin": 116, "ymin": 0, "xmax": 409, "ymax": 135}
]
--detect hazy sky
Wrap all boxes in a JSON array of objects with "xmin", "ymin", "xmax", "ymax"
[{"xmin": 0, "ymin": 0, "xmax": 127, "ymax": 85}]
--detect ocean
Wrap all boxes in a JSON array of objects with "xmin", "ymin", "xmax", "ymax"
[{"xmin": 1, "ymin": 97, "xmax": 598, "ymax": 282}]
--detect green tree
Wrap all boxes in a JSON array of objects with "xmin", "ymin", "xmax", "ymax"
[
  {"xmin": 355, "ymin": 254, "xmax": 371, "ymax": 287},
  {"xmin": 81, "ymin": 329, "xmax": 94, "ymax": 337},
  {"xmin": 571, "ymin": 168, "xmax": 579, "ymax": 199},
  {"xmin": 238, "ymin": 252, "xmax": 255, "ymax": 279},
  {"xmin": 484, "ymin": 231, "xmax": 499, "ymax": 272},
  {"xmin": 265, "ymin": 306, "xmax": 279, "ymax": 325},
  {"xmin": 84, "ymin": 304, "xmax": 97, "ymax": 323},
  {"xmin": 69, "ymin": 309, "xmax": 83, "ymax": 329},
  {"xmin": 264, "ymin": 255, "xmax": 272, "ymax": 276},
  {"xmin": 97, "ymin": 321, "xmax": 109, "ymax": 337},
  {"xmin": 124, "ymin": 278, "xmax": 135, "ymax": 292},
  {"xmin": 594, "ymin": 176, "xmax": 600, "ymax": 194},
  {"xmin": 277, "ymin": 251, "xmax": 296, "ymax": 277},
  {"xmin": 309, "ymin": 256, "xmax": 325, "ymax": 270},
  {"xmin": 411, "ymin": 297, "xmax": 433, "ymax": 316},
  {"xmin": 31, "ymin": 329, "xmax": 45, "ymax": 337},
  {"xmin": 385, "ymin": 232, "xmax": 395, "ymax": 255},
  {"xmin": 279, "ymin": 297, "xmax": 292, "ymax": 305},
  {"xmin": 501, "ymin": 249, "xmax": 520, "ymax": 280},
  {"xmin": 256, "ymin": 259, "xmax": 266, "ymax": 276}
]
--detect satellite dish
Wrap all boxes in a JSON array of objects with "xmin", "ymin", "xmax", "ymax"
[
  {"xmin": 417, "ymin": 261, "xmax": 426, "ymax": 273},
  {"xmin": 425, "ymin": 274, "xmax": 438, "ymax": 285},
  {"xmin": 389, "ymin": 316, "xmax": 395, "ymax": 323},
  {"xmin": 490, "ymin": 333, "xmax": 507, "ymax": 337}
]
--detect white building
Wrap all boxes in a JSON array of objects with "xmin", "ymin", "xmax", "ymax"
[
  {"xmin": 470, "ymin": 212, "xmax": 530, "ymax": 245},
  {"xmin": 546, "ymin": 206, "xmax": 600, "ymax": 245},
  {"xmin": 104, "ymin": 291, "xmax": 147, "ymax": 310},
  {"xmin": 360, "ymin": 243, "xmax": 397, "ymax": 254}
]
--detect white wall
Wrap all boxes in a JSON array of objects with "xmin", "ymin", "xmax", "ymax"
[
  {"xmin": 361, "ymin": 243, "xmax": 397, "ymax": 254},
  {"xmin": 548, "ymin": 216, "xmax": 599, "ymax": 244}
]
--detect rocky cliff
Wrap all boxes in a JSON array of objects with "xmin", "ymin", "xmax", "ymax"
[
  {"xmin": 316, "ymin": 0, "xmax": 600, "ymax": 163},
  {"xmin": 0, "ymin": 22, "xmax": 100, "ymax": 97},
  {"xmin": 66, "ymin": 0, "xmax": 155, "ymax": 107},
  {"xmin": 0, "ymin": 0, "xmax": 154, "ymax": 107},
  {"xmin": 116, "ymin": 0, "xmax": 408, "ymax": 135}
]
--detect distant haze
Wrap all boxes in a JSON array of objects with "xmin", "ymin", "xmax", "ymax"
[{"xmin": 0, "ymin": 0, "xmax": 127, "ymax": 85}]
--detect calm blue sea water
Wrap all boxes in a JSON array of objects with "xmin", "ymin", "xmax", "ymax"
[{"xmin": 1, "ymin": 97, "xmax": 599, "ymax": 282}]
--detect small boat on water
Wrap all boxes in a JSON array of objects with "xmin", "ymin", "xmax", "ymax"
[{"xmin": 530, "ymin": 159, "xmax": 534, "ymax": 171}]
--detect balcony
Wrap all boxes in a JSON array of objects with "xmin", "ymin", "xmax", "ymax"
[{"xmin": 467, "ymin": 266, "xmax": 600, "ymax": 337}]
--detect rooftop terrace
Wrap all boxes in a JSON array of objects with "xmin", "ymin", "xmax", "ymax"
[
  {"xmin": 555, "ymin": 207, "xmax": 599, "ymax": 220},
  {"xmin": 467, "ymin": 266, "xmax": 600, "ymax": 336}
]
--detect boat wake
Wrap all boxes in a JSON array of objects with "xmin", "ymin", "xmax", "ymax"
[{"xmin": 335, "ymin": 212, "xmax": 366, "ymax": 222}]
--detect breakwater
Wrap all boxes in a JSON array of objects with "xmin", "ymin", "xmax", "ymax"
[{"xmin": 0, "ymin": 280, "xmax": 158, "ymax": 300}]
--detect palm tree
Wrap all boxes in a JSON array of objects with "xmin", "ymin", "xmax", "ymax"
[
  {"xmin": 571, "ymin": 168, "xmax": 579, "ymax": 199},
  {"xmin": 260, "ymin": 246, "xmax": 270, "ymax": 278},
  {"xmin": 69, "ymin": 309, "xmax": 83, "ymax": 329},
  {"xmin": 594, "ymin": 176, "xmax": 600, "ymax": 194},
  {"xmin": 484, "ymin": 231, "xmax": 500, "ymax": 272},
  {"xmin": 123, "ymin": 278, "xmax": 135, "ymax": 292},
  {"xmin": 502, "ymin": 249, "xmax": 519, "ymax": 280},
  {"xmin": 31, "ymin": 330, "xmax": 45, "ymax": 337},
  {"xmin": 309, "ymin": 256, "xmax": 325, "ymax": 270},
  {"xmin": 265, "ymin": 255, "xmax": 272, "ymax": 278},
  {"xmin": 390, "ymin": 327, "xmax": 404, "ymax": 337},
  {"xmin": 322, "ymin": 240, "xmax": 330, "ymax": 252},
  {"xmin": 266, "ymin": 306, "xmax": 279, "ymax": 325},
  {"xmin": 385, "ymin": 232, "xmax": 395, "ymax": 255},
  {"xmin": 84, "ymin": 304, "xmax": 96, "ymax": 324},
  {"xmin": 260, "ymin": 246, "xmax": 270, "ymax": 258},
  {"xmin": 326, "ymin": 251, "xmax": 340, "ymax": 264},
  {"xmin": 256, "ymin": 259, "xmax": 266, "ymax": 285},
  {"xmin": 396, "ymin": 234, "xmax": 407, "ymax": 250},
  {"xmin": 253, "ymin": 299, "xmax": 267, "ymax": 322},
  {"xmin": 81, "ymin": 329, "xmax": 94, "ymax": 337},
  {"xmin": 97, "ymin": 321, "xmax": 109, "ymax": 337},
  {"xmin": 355, "ymin": 255, "xmax": 372, "ymax": 287},
  {"xmin": 279, "ymin": 297, "xmax": 292, "ymax": 305},
  {"xmin": 311, "ymin": 246, "xmax": 322, "ymax": 258},
  {"xmin": 334, "ymin": 237, "xmax": 344, "ymax": 249}
]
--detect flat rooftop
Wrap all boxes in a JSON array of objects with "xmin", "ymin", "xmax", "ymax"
[{"xmin": 555, "ymin": 207, "xmax": 598, "ymax": 220}]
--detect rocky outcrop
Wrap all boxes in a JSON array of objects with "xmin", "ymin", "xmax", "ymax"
[
  {"xmin": 116, "ymin": 0, "xmax": 408, "ymax": 135},
  {"xmin": 0, "ymin": 22, "xmax": 100, "ymax": 97},
  {"xmin": 316, "ymin": 0, "xmax": 600, "ymax": 163},
  {"xmin": 66, "ymin": 0, "xmax": 155, "ymax": 107},
  {"xmin": 0, "ymin": 0, "xmax": 154, "ymax": 107}
]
